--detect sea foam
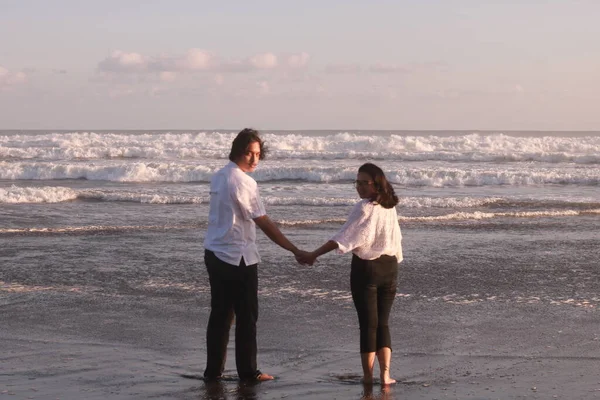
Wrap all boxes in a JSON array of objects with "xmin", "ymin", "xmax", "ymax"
[
  {"xmin": 0, "ymin": 185, "xmax": 77, "ymax": 203},
  {"xmin": 1, "ymin": 131, "xmax": 599, "ymax": 163},
  {"xmin": 1, "ymin": 161, "xmax": 597, "ymax": 186}
]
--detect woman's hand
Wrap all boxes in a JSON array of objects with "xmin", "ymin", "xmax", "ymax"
[{"xmin": 294, "ymin": 250, "xmax": 316, "ymax": 265}]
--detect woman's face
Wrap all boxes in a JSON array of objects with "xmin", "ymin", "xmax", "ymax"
[{"xmin": 355, "ymin": 172, "xmax": 376, "ymax": 199}]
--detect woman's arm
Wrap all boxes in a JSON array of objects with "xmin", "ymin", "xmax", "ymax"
[
  {"xmin": 301, "ymin": 201, "xmax": 371, "ymax": 265},
  {"xmin": 298, "ymin": 240, "xmax": 339, "ymax": 265},
  {"xmin": 312, "ymin": 240, "xmax": 339, "ymax": 258}
]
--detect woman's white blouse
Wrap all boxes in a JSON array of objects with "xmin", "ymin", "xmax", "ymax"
[{"xmin": 331, "ymin": 199, "xmax": 402, "ymax": 262}]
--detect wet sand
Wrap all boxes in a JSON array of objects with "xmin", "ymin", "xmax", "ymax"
[
  {"xmin": 2, "ymin": 288, "xmax": 600, "ymax": 399},
  {"xmin": 2, "ymin": 216, "xmax": 599, "ymax": 399}
]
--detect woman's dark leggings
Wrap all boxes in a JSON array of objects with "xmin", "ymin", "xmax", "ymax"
[{"xmin": 350, "ymin": 254, "xmax": 398, "ymax": 353}]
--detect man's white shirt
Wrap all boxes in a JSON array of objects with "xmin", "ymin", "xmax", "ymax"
[{"xmin": 204, "ymin": 161, "xmax": 266, "ymax": 266}]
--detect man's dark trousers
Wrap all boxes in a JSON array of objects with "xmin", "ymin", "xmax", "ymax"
[{"xmin": 204, "ymin": 250, "xmax": 259, "ymax": 380}]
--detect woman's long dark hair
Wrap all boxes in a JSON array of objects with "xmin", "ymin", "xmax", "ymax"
[
  {"xmin": 358, "ymin": 163, "xmax": 398, "ymax": 209},
  {"xmin": 229, "ymin": 128, "xmax": 268, "ymax": 162}
]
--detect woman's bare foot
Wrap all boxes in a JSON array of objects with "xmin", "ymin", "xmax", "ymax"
[
  {"xmin": 362, "ymin": 376, "xmax": 374, "ymax": 384},
  {"xmin": 380, "ymin": 376, "xmax": 396, "ymax": 385},
  {"xmin": 376, "ymin": 348, "xmax": 395, "ymax": 385}
]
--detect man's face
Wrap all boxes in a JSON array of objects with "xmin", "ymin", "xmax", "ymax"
[{"xmin": 236, "ymin": 141, "xmax": 261, "ymax": 172}]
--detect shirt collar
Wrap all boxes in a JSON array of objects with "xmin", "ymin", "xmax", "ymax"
[{"xmin": 226, "ymin": 161, "xmax": 240, "ymax": 170}]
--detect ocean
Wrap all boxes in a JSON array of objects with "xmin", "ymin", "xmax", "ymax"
[{"xmin": 1, "ymin": 130, "xmax": 599, "ymax": 399}]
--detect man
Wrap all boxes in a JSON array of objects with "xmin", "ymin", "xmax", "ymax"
[{"xmin": 203, "ymin": 128, "xmax": 305, "ymax": 381}]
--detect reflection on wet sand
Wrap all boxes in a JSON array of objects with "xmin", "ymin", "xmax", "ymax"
[
  {"xmin": 361, "ymin": 382, "xmax": 393, "ymax": 400},
  {"xmin": 199, "ymin": 380, "xmax": 395, "ymax": 400},
  {"xmin": 200, "ymin": 380, "xmax": 259, "ymax": 400}
]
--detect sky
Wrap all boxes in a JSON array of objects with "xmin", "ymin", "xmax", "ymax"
[{"xmin": 1, "ymin": 0, "xmax": 599, "ymax": 130}]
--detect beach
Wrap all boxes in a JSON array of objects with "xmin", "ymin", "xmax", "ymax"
[{"xmin": 1, "ymin": 130, "xmax": 599, "ymax": 399}]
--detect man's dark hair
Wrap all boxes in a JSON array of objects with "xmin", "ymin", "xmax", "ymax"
[
  {"xmin": 228, "ymin": 128, "xmax": 268, "ymax": 162},
  {"xmin": 358, "ymin": 163, "xmax": 399, "ymax": 209}
]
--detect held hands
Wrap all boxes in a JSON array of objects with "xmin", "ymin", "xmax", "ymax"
[
  {"xmin": 293, "ymin": 249, "xmax": 317, "ymax": 266},
  {"xmin": 292, "ymin": 240, "xmax": 336, "ymax": 266}
]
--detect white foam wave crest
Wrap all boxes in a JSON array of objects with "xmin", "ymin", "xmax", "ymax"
[
  {"xmin": 278, "ymin": 209, "xmax": 600, "ymax": 226},
  {"xmin": 1, "ymin": 209, "xmax": 597, "ymax": 236},
  {"xmin": 278, "ymin": 218, "xmax": 348, "ymax": 227},
  {"xmin": 401, "ymin": 196, "xmax": 504, "ymax": 208},
  {"xmin": 1, "ymin": 161, "xmax": 598, "ymax": 186},
  {"xmin": 78, "ymin": 190, "xmax": 207, "ymax": 204},
  {"xmin": 258, "ymin": 285, "xmax": 599, "ymax": 308},
  {"xmin": 266, "ymin": 196, "xmax": 506, "ymax": 208},
  {"xmin": 2, "ymin": 280, "xmax": 596, "ymax": 307},
  {"xmin": 387, "ymin": 167, "xmax": 600, "ymax": 187},
  {"xmin": 270, "ymin": 132, "xmax": 600, "ymax": 164},
  {"xmin": 260, "ymin": 285, "xmax": 352, "ymax": 301},
  {"xmin": 3, "ymin": 186, "xmax": 599, "ymax": 211},
  {"xmin": 0, "ymin": 161, "xmax": 215, "ymax": 182},
  {"xmin": 0, "ymin": 185, "xmax": 77, "ymax": 203},
  {"xmin": 402, "ymin": 209, "xmax": 593, "ymax": 221},
  {"xmin": 0, "ymin": 224, "xmax": 199, "ymax": 235},
  {"xmin": 1, "ymin": 131, "xmax": 599, "ymax": 163},
  {"xmin": 0, "ymin": 281, "xmax": 83, "ymax": 293},
  {"xmin": 0, "ymin": 131, "xmax": 232, "ymax": 161},
  {"xmin": 0, "ymin": 186, "xmax": 512, "ymax": 208}
]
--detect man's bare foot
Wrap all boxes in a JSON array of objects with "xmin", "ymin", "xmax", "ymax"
[
  {"xmin": 256, "ymin": 372, "xmax": 274, "ymax": 381},
  {"xmin": 381, "ymin": 377, "xmax": 396, "ymax": 385}
]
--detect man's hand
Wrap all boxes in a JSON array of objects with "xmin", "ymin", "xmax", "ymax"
[{"xmin": 294, "ymin": 250, "xmax": 316, "ymax": 266}]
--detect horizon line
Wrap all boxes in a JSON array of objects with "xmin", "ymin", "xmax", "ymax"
[{"xmin": 2, "ymin": 128, "xmax": 600, "ymax": 132}]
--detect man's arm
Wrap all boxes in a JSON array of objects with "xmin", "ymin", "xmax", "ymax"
[{"xmin": 253, "ymin": 215, "xmax": 300, "ymax": 255}]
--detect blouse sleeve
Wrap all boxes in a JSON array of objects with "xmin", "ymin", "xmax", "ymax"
[{"xmin": 330, "ymin": 200, "xmax": 372, "ymax": 254}]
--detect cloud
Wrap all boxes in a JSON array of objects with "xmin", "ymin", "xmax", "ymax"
[
  {"xmin": 96, "ymin": 49, "xmax": 309, "ymax": 78},
  {"xmin": 150, "ymin": 86, "xmax": 170, "ymax": 97},
  {"xmin": 159, "ymin": 71, "xmax": 177, "ymax": 82},
  {"xmin": 98, "ymin": 51, "xmax": 147, "ymax": 72},
  {"xmin": 217, "ymin": 52, "xmax": 282, "ymax": 72},
  {"xmin": 0, "ymin": 66, "xmax": 27, "ymax": 87},
  {"xmin": 324, "ymin": 64, "xmax": 363, "ymax": 74},
  {"xmin": 173, "ymin": 48, "xmax": 213, "ymax": 71},
  {"xmin": 432, "ymin": 83, "xmax": 529, "ymax": 99},
  {"xmin": 250, "ymin": 52, "xmax": 278, "ymax": 69},
  {"xmin": 108, "ymin": 86, "xmax": 136, "ymax": 98},
  {"xmin": 287, "ymin": 52, "xmax": 310, "ymax": 68},
  {"xmin": 256, "ymin": 80, "xmax": 270, "ymax": 94},
  {"xmin": 98, "ymin": 49, "xmax": 214, "ymax": 74},
  {"xmin": 214, "ymin": 74, "xmax": 224, "ymax": 85},
  {"xmin": 369, "ymin": 63, "xmax": 409, "ymax": 74},
  {"xmin": 325, "ymin": 62, "xmax": 412, "ymax": 75}
]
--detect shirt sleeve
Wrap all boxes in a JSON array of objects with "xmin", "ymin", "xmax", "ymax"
[
  {"xmin": 233, "ymin": 176, "xmax": 266, "ymax": 220},
  {"xmin": 331, "ymin": 201, "xmax": 372, "ymax": 254}
]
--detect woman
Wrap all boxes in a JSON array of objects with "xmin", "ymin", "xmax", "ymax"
[{"xmin": 302, "ymin": 162, "xmax": 402, "ymax": 385}]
